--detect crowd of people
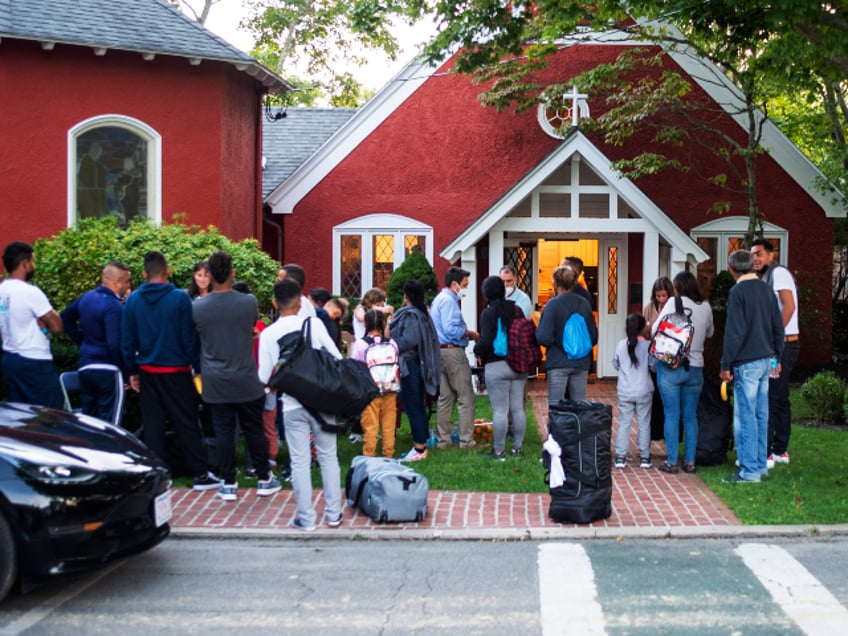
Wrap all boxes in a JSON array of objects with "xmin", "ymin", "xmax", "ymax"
[{"xmin": 0, "ymin": 238, "xmax": 800, "ymax": 531}]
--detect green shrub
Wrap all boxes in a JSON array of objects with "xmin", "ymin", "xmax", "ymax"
[
  {"xmin": 800, "ymin": 371, "xmax": 846, "ymax": 424},
  {"xmin": 385, "ymin": 249, "xmax": 439, "ymax": 308},
  {"xmin": 32, "ymin": 216, "xmax": 280, "ymax": 314},
  {"xmin": 842, "ymin": 387, "xmax": 848, "ymax": 425},
  {"xmin": 709, "ymin": 270, "xmax": 735, "ymax": 311}
]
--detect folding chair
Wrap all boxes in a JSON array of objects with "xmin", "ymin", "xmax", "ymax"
[{"xmin": 59, "ymin": 364, "xmax": 125, "ymax": 428}]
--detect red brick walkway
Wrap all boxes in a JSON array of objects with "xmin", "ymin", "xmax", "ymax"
[{"xmin": 170, "ymin": 379, "xmax": 738, "ymax": 534}]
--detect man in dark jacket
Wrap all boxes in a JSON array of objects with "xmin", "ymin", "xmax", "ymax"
[
  {"xmin": 121, "ymin": 251, "xmax": 220, "ymax": 491},
  {"xmin": 61, "ymin": 261, "xmax": 131, "ymax": 422},
  {"xmin": 720, "ymin": 249, "xmax": 784, "ymax": 483}
]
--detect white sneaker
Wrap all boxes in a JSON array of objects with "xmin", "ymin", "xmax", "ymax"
[
  {"xmin": 399, "ymin": 447, "xmax": 428, "ymax": 462},
  {"xmin": 766, "ymin": 455, "xmax": 775, "ymax": 470},
  {"xmin": 772, "ymin": 452, "xmax": 790, "ymax": 465}
]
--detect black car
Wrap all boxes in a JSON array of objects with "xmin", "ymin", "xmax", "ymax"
[{"xmin": 0, "ymin": 402, "xmax": 171, "ymax": 601}]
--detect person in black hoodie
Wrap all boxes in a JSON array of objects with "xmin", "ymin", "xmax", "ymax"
[
  {"xmin": 720, "ymin": 249, "xmax": 784, "ymax": 483},
  {"xmin": 474, "ymin": 275, "xmax": 528, "ymax": 460},
  {"xmin": 121, "ymin": 251, "xmax": 220, "ymax": 491}
]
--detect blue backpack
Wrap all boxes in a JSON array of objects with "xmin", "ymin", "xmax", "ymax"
[
  {"xmin": 562, "ymin": 313, "xmax": 592, "ymax": 359},
  {"xmin": 493, "ymin": 318, "xmax": 508, "ymax": 357}
]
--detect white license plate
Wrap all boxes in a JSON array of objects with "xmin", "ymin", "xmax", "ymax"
[{"xmin": 154, "ymin": 489, "xmax": 172, "ymax": 527}]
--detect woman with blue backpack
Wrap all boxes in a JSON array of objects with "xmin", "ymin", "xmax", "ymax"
[
  {"xmin": 536, "ymin": 266, "xmax": 598, "ymax": 406},
  {"xmin": 474, "ymin": 276, "xmax": 528, "ymax": 460}
]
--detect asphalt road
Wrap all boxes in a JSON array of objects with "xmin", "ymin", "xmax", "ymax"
[{"xmin": 2, "ymin": 537, "xmax": 847, "ymax": 635}]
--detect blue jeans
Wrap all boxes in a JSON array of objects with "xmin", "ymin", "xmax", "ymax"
[
  {"xmin": 399, "ymin": 357, "xmax": 429, "ymax": 446},
  {"xmin": 657, "ymin": 364, "xmax": 703, "ymax": 465},
  {"xmin": 733, "ymin": 358, "xmax": 770, "ymax": 481}
]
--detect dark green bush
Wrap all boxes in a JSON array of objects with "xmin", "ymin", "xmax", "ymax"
[
  {"xmin": 385, "ymin": 249, "xmax": 439, "ymax": 308},
  {"xmin": 801, "ymin": 371, "xmax": 846, "ymax": 424},
  {"xmin": 32, "ymin": 216, "xmax": 280, "ymax": 314}
]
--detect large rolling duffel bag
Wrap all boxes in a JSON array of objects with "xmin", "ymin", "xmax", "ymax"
[
  {"xmin": 544, "ymin": 400, "xmax": 613, "ymax": 524},
  {"xmin": 345, "ymin": 456, "xmax": 429, "ymax": 523}
]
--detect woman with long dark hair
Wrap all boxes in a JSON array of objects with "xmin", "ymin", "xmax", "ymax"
[
  {"xmin": 474, "ymin": 275, "xmax": 528, "ymax": 460},
  {"xmin": 652, "ymin": 271, "xmax": 714, "ymax": 475},
  {"xmin": 389, "ymin": 280, "xmax": 441, "ymax": 462}
]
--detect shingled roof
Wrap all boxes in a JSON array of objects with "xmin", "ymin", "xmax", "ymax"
[
  {"xmin": 0, "ymin": 0, "xmax": 289, "ymax": 92},
  {"xmin": 262, "ymin": 107, "xmax": 358, "ymax": 199}
]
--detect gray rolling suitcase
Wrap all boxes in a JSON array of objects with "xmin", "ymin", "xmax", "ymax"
[{"xmin": 345, "ymin": 455, "xmax": 429, "ymax": 523}]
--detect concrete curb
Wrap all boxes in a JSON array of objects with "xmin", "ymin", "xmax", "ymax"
[{"xmin": 170, "ymin": 523, "xmax": 848, "ymax": 542}]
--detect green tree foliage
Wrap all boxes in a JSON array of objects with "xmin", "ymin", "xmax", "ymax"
[
  {"xmin": 242, "ymin": 0, "xmax": 425, "ymax": 106},
  {"xmin": 385, "ymin": 248, "xmax": 439, "ymax": 308},
  {"xmin": 32, "ymin": 216, "xmax": 281, "ymax": 314}
]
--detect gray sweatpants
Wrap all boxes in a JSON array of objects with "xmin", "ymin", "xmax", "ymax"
[{"xmin": 614, "ymin": 392, "xmax": 653, "ymax": 458}]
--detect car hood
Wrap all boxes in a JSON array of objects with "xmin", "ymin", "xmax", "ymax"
[{"xmin": 0, "ymin": 402, "xmax": 162, "ymax": 474}]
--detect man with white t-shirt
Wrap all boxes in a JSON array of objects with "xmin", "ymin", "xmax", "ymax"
[
  {"xmin": 751, "ymin": 238, "xmax": 799, "ymax": 466},
  {"xmin": 257, "ymin": 278, "xmax": 343, "ymax": 531},
  {"xmin": 0, "ymin": 242, "xmax": 63, "ymax": 408}
]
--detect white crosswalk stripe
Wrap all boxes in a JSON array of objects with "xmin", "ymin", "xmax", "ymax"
[
  {"xmin": 538, "ymin": 543, "xmax": 606, "ymax": 635},
  {"xmin": 736, "ymin": 543, "xmax": 848, "ymax": 636},
  {"xmin": 538, "ymin": 542, "xmax": 848, "ymax": 635}
]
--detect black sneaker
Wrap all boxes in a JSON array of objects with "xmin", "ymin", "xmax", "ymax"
[
  {"xmin": 509, "ymin": 447, "xmax": 523, "ymax": 457},
  {"xmin": 485, "ymin": 449, "xmax": 506, "ymax": 462},
  {"xmin": 193, "ymin": 472, "xmax": 222, "ymax": 491}
]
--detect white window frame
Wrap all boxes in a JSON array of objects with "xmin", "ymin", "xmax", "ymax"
[
  {"xmin": 332, "ymin": 213, "xmax": 434, "ymax": 296},
  {"xmin": 67, "ymin": 114, "xmax": 162, "ymax": 227},
  {"xmin": 690, "ymin": 216, "xmax": 789, "ymax": 271}
]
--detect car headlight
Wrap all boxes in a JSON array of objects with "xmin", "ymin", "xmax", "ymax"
[{"xmin": 20, "ymin": 462, "xmax": 99, "ymax": 484}]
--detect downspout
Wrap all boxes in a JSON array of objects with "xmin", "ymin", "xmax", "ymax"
[{"xmin": 254, "ymin": 87, "xmax": 265, "ymax": 242}]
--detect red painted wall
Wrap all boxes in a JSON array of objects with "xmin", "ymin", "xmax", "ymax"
[
  {"xmin": 282, "ymin": 44, "xmax": 834, "ymax": 363},
  {"xmin": 0, "ymin": 38, "xmax": 262, "ymax": 246}
]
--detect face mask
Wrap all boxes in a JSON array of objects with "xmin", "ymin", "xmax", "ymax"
[
  {"xmin": 457, "ymin": 286, "xmax": 468, "ymax": 299},
  {"xmin": 504, "ymin": 286, "xmax": 515, "ymax": 298}
]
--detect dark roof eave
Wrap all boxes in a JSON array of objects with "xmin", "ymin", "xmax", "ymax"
[{"xmin": 0, "ymin": 34, "xmax": 292, "ymax": 93}]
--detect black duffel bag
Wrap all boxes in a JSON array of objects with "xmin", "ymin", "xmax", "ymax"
[
  {"xmin": 267, "ymin": 317, "xmax": 379, "ymax": 431},
  {"xmin": 544, "ymin": 399, "xmax": 613, "ymax": 524}
]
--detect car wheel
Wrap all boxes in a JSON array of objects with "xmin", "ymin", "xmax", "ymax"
[{"xmin": 0, "ymin": 512, "xmax": 17, "ymax": 602}]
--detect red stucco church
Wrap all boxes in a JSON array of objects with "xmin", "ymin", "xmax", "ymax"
[{"xmin": 263, "ymin": 30, "xmax": 843, "ymax": 371}]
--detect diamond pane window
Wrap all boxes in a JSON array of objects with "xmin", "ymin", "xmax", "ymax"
[
  {"xmin": 607, "ymin": 246, "xmax": 618, "ymax": 314},
  {"xmin": 405, "ymin": 234, "xmax": 425, "ymax": 256},
  {"xmin": 340, "ymin": 235, "xmax": 362, "ymax": 297},
  {"xmin": 373, "ymin": 234, "xmax": 394, "ymax": 290}
]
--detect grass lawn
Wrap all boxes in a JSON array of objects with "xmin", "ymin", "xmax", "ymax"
[{"xmin": 691, "ymin": 388, "xmax": 848, "ymax": 525}]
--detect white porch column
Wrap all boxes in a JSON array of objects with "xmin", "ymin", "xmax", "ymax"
[
  {"xmin": 460, "ymin": 247, "xmax": 478, "ymax": 365},
  {"xmin": 642, "ymin": 230, "xmax": 659, "ymax": 307},
  {"xmin": 489, "ymin": 230, "xmax": 504, "ymax": 276}
]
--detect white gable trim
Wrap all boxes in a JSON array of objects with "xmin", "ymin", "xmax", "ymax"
[
  {"xmin": 265, "ymin": 58, "xmax": 440, "ymax": 214},
  {"xmin": 440, "ymin": 131, "xmax": 708, "ymax": 265}
]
